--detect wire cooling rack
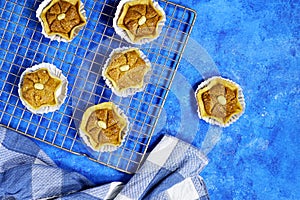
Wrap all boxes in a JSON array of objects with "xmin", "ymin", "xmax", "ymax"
[{"xmin": 0, "ymin": 0, "xmax": 196, "ymax": 173}]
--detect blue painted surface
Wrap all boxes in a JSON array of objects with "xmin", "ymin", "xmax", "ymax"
[
  {"xmin": 1, "ymin": 0, "xmax": 299, "ymax": 199},
  {"xmin": 170, "ymin": 1, "xmax": 300, "ymax": 199}
]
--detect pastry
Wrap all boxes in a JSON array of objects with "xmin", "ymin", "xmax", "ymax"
[
  {"xmin": 39, "ymin": 0, "xmax": 86, "ymax": 41},
  {"xmin": 18, "ymin": 63, "xmax": 68, "ymax": 114},
  {"xmin": 21, "ymin": 68, "xmax": 61, "ymax": 109},
  {"xmin": 195, "ymin": 77, "xmax": 245, "ymax": 127},
  {"xmin": 80, "ymin": 102, "xmax": 128, "ymax": 151},
  {"xmin": 114, "ymin": 0, "xmax": 165, "ymax": 43},
  {"xmin": 103, "ymin": 47, "xmax": 151, "ymax": 96}
]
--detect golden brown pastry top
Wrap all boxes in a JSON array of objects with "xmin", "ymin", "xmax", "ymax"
[
  {"xmin": 104, "ymin": 49, "xmax": 150, "ymax": 92},
  {"xmin": 21, "ymin": 68, "xmax": 62, "ymax": 110},
  {"xmin": 41, "ymin": 0, "xmax": 86, "ymax": 40},
  {"xmin": 117, "ymin": 0, "xmax": 164, "ymax": 42},
  {"xmin": 196, "ymin": 78, "xmax": 243, "ymax": 125},
  {"xmin": 80, "ymin": 102, "xmax": 127, "ymax": 150}
]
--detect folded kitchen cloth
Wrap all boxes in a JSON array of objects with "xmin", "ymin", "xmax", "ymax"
[{"xmin": 0, "ymin": 126, "xmax": 209, "ymax": 200}]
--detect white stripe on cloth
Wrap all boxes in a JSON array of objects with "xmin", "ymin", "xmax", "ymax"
[
  {"xmin": 0, "ymin": 127, "xmax": 56, "ymax": 172},
  {"xmin": 115, "ymin": 194, "xmax": 132, "ymax": 200},
  {"xmin": 80, "ymin": 182, "xmax": 124, "ymax": 199},
  {"xmin": 148, "ymin": 135, "xmax": 208, "ymax": 177},
  {"xmin": 0, "ymin": 127, "xmax": 5, "ymax": 144},
  {"xmin": 34, "ymin": 150, "xmax": 57, "ymax": 167},
  {"xmin": 0, "ymin": 128, "xmax": 35, "ymax": 173},
  {"xmin": 115, "ymin": 162, "xmax": 161, "ymax": 200},
  {"xmin": 166, "ymin": 177, "xmax": 199, "ymax": 200},
  {"xmin": 146, "ymin": 136, "xmax": 179, "ymax": 167},
  {"xmin": 115, "ymin": 135, "xmax": 209, "ymax": 200},
  {"xmin": 0, "ymin": 147, "xmax": 35, "ymax": 173},
  {"xmin": 192, "ymin": 176, "xmax": 209, "ymax": 198},
  {"xmin": 104, "ymin": 182, "xmax": 124, "ymax": 199},
  {"xmin": 31, "ymin": 164, "xmax": 63, "ymax": 200}
]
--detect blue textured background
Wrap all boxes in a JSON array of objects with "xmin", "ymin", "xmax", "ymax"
[{"xmin": 3, "ymin": 0, "xmax": 299, "ymax": 199}]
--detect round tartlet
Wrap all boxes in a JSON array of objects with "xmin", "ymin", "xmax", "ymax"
[
  {"xmin": 102, "ymin": 47, "xmax": 151, "ymax": 97},
  {"xmin": 114, "ymin": 0, "xmax": 166, "ymax": 44},
  {"xmin": 37, "ymin": 0, "xmax": 87, "ymax": 41},
  {"xmin": 18, "ymin": 63, "xmax": 68, "ymax": 114},
  {"xmin": 195, "ymin": 76, "xmax": 245, "ymax": 127},
  {"xmin": 79, "ymin": 102, "xmax": 128, "ymax": 152}
]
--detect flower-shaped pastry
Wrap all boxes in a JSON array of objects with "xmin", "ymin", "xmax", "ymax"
[
  {"xmin": 103, "ymin": 48, "xmax": 151, "ymax": 96},
  {"xmin": 21, "ymin": 68, "xmax": 62, "ymax": 110},
  {"xmin": 80, "ymin": 102, "xmax": 128, "ymax": 151},
  {"xmin": 196, "ymin": 77, "xmax": 245, "ymax": 127},
  {"xmin": 116, "ymin": 0, "xmax": 165, "ymax": 43},
  {"xmin": 19, "ymin": 63, "xmax": 68, "ymax": 114},
  {"xmin": 40, "ymin": 0, "xmax": 86, "ymax": 41}
]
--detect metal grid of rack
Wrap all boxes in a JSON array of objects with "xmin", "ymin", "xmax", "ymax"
[{"xmin": 0, "ymin": 0, "xmax": 196, "ymax": 173}]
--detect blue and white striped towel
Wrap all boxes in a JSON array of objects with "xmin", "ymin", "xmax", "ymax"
[{"xmin": 0, "ymin": 126, "xmax": 209, "ymax": 200}]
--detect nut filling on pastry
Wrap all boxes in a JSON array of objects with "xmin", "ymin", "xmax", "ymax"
[
  {"xmin": 106, "ymin": 50, "xmax": 149, "ymax": 91},
  {"xmin": 21, "ymin": 69, "xmax": 61, "ymax": 109},
  {"xmin": 201, "ymin": 84, "xmax": 239, "ymax": 122},
  {"xmin": 85, "ymin": 108, "xmax": 123, "ymax": 147},
  {"xmin": 123, "ymin": 4, "xmax": 162, "ymax": 38},
  {"xmin": 46, "ymin": 1, "xmax": 82, "ymax": 35}
]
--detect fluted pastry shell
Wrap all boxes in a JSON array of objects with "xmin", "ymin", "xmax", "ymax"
[
  {"xmin": 102, "ymin": 47, "xmax": 151, "ymax": 97},
  {"xmin": 79, "ymin": 102, "xmax": 129, "ymax": 152},
  {"xmin": 18, "ymin": 63, "xmax": 68, "ymax": 114},
  {"xmin": 195, "ymin": 76, "xmax": 245, "ymax": 127},
  {"xmin": 37, "ymin": 0, "xmax": 86, "ymax": 42},
  {"xmin": 114, "ymin": 0, "xmax": 166, "ymax": 44}
]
